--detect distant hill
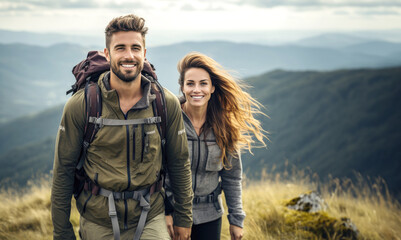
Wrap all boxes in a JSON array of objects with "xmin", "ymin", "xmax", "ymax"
[
  {"xmin": 294, "ymin": 33, "xmax": 374, "ymax": 49},
  {"xmin": 0, "ymin": 29, "xmax": 103, "ymax": 47},
  {"xmin": 0, "ymin": 137, "xmax": 55, "ymax": 187},
  {"xmin": 343, "ymin": 41, "xmax": 401, "ymax": 57},
  {"xmin": 0, "ymin": 43, "xmax": 91, "ymax": 122},
  {"xmin": 243, "ymin": 66, "xmax": 401, "ymax": 199},
  {"xmin": 2, "ymin": 37, "xmax": 401, "ymax": 122},
  {"xmin": 1, "ymin": 66, "xmax": 400, "ymax": 201},
  {"xmin": 0, "ymin": 105, "xmax": 62, "ymax": 154},
  {"xmin": 147, "ymin": 40, "xmax": 401, "ymax": 88}
]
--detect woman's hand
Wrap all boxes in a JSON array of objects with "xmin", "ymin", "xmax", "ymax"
[
  {"xmin": 229, "ymin": 224, "xmax": 243, "ymax": 240},
  {"xmin": 165, "ymin": 215, "xmax": 174, "ymax": 239}
]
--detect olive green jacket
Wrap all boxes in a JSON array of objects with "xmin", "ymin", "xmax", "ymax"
[{"xmin": 51, "ymin": 73, "xmax": 193, "ymax": 239}]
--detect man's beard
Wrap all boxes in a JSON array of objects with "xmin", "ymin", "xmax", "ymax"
[{"xmin": 110, "ymin": 57, "xmax": 142, "ymax": 83}]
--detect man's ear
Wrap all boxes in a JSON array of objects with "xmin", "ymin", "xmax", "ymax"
[
  {"xmin": 104, "ymin": 48, "xmax": 110, "ymax": 62},
  {"xmin": 144, "ymin": 48, "xmax": 147, "ymax": 58}
]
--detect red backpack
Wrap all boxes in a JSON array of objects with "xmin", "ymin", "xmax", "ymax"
[{"xmin": 68, "ymin": 51, "xmax": 167, "ymax": 198}]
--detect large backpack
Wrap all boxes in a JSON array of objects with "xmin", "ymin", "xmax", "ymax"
[{"xmin": 67, "ymin": 50, "xmax": 167, "ymax": 199}]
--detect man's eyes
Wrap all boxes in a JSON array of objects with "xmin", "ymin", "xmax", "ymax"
[{"xmin": 115, "ymin": 46, "xmax": 141, "ymax": 51}]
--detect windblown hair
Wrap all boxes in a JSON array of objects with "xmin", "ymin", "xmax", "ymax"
[
  {"xmin": 105, "ymin": 14, "xmax": 148, "ymax": 49},
  {"xmin": 178, "ymin": 52, "xmax": 268, "ymax": 168}
]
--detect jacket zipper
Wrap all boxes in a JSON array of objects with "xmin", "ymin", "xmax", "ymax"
[
  {"xmin": 193, "ymin": 135, "xmax": 201, "ymax": 193},
  {"xmin": 124, "ymin": 113, "xmax": 131, "ymax": 190},
  {"xmin": 116, "ymin": 93, "xmax": 131, "ymax": 230},
  {"xmin": 124, "ymin": 113, "xmax": 130, "ymax": 230}
]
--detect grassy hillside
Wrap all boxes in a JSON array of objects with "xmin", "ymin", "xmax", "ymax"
[
  {"xmin": 242, "ymin": 66, "xmax": 401, "ymax": 199},
  {"xmin": 0, "ymin": 172, "xmax": 400, "ymax": 239}
]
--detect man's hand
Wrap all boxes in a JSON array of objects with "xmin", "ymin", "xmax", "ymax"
[
  {"xmin": 229, "ymin": 224, "xmax": 243, "ymax": 240},
  {"xmin": 165, "ymin": 215, "xmax": 174, "ymax": 239},
  {"xmin": 173, "ymin": 226, "xmax": 191, "ymax": 240}
]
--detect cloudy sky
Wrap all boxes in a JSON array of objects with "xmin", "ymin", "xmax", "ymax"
[{"xmin": 1, "ymin": 0, "xmax": 401, "ymax": 46}]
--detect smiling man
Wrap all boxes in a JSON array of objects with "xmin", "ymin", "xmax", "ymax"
[{"xmin": 51, "ymin": 14, "xmax": 193, "ymax": 240}]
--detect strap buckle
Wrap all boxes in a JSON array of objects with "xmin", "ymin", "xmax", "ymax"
[
  {"xmin": 207, "ymin": 194, "xmax": 214, "ymax": 203},
  {"xmin": 109, "ymin": 210, "xmax": 117, "ymax": 217},
  {"xmin": 89, "ymin": 116, "xmax": 104, "ymax": 128},
  {"xmin": 121, "ymin": 191, "xmax": 134, "ymax": 199},
  {"xmin": 145, "ymin": 116, "xmax": 161, "ymax": 124},
  {"xmin": 193, "ymin": 197, "xmax": 200, "ymax": 204}
]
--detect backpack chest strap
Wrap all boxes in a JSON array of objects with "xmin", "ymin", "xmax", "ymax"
[{"xmin": 89, "ymin": 116, "xmax": 161, "ymax": 128}]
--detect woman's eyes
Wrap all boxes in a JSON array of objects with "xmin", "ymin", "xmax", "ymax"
[{"xmin": 186, "ymin": 82, "xmax": 208, "ymax": 86}]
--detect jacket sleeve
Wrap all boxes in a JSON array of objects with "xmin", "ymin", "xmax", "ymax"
[
  {"xmin": 220, "ymin": 152, "xmax": 246, "ymax": 228},
  {"xmin": 51, "ymin": 92, "xmax": 85, "ymax": 240},
  {"xmin": 164, "ymin": 89, "xmax": 193, "ymax": 228}
]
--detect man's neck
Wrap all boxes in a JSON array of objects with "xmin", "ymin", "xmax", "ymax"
[{"xmin": 110, "ymin": 73, "xmax": 143, "ymax": 114}]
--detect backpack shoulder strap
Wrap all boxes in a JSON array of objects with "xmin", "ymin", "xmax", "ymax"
[
  {"xmin": 73, "ymin": 80, "xmax": 102, "ymax": 199},
  {"xmin": 151, "ymin": 80, "xmax": 167, "ymax": 142},
  {"xmin": 76, "ymin": 81, "xmax": 102, "ymax": 170},
  {"xmin": 148, "ymin": 75, "xmax": 168, "ymax": 176}
]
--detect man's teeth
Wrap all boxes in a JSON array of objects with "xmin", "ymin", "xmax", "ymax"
[{"xmin": 122, "ymin": 64, "xmax": 136, "ymax": 67}]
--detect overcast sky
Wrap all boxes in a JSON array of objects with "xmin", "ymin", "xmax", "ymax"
[{"xmin": 1, "ymin": 0, "xmax": 401, "ymax": 46}]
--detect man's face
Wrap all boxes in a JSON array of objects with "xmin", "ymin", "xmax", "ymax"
[{"xmin": 105, "ymin": 31, "xmax": 146, "ymax": 83}]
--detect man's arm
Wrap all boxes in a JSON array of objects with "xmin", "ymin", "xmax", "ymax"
[
  {"xmin": 51, "ymin": 92, "xmax": 85, "ymax": 239},
  {"xmin": 163, "ymin": 89, "xmax": 193, "ymax": 228}
]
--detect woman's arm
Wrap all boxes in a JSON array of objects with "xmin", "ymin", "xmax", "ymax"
[{"xmin": 220, "ymin": 152, "xmax": 246, "ymax": 229}]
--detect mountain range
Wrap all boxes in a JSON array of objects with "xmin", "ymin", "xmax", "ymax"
[
  {"xmin": 1, "ymin": 66, "xmax": 400, "ymax": 200},
  {"xmin": 1, "ymin": 31, "xmax": 401, "ymax": 200},
  {"xmin": 1, "ymin": 32, "xmax": 401, "ymax": 122}
]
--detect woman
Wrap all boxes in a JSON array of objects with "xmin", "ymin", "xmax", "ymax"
[{"xmin": 165, "ymin": 52, "xmax": 267, "ymax": 240}]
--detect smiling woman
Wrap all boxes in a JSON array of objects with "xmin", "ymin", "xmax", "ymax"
[
  {"xmin": 164, "ymin": 52, "xmax": 268, "ymax": 240},
  {"xmin": 181, "ymin": 67, "xmax": 215, "ymax": 120}
]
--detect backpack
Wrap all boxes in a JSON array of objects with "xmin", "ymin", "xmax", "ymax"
[{"xmin": 68, "ymin": 50, "xmax": 167, "ymax": 198}]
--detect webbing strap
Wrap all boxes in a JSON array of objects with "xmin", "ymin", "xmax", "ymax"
[
  {"xmin": 98, "ymin": 187, "xmax": 152, "ymax": 240},
  {"xmin": 89, "ymin": 116, "xmax": 161, "ymax": 128},
  {"xmin": 107, "ymin": 192, "xmax": 120, "ymax": 240},
  {"xmin": 133, "ymin": 194, "xmax": 150, "ymax": 240},
  {"xmin": 193, "ymin": 182, "xmax": 222, "ymax": 213}
]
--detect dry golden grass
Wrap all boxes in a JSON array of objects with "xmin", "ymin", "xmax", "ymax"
[
  {"xmin": 220, "ymin": 168, "xmax": 401, "ymax": 240},
  {"xmin": 1, "ymin": 170, "xmax": 400, "ymax": 240},
  {"xmin": 0, "ymin": 176, "xmax": 80, "ymax": 240}
]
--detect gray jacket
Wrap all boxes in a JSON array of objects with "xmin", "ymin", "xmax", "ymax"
[{"xmin": 166, "ymin": 110, "xmax": 246, "ymax": 227}]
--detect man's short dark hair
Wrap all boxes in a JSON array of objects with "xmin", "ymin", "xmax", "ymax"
[{"xmin": 105, "ymin": 14, "xmax": 148, "ymax": 49}]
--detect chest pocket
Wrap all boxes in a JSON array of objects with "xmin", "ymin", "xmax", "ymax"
[
  {"xmin": 205, "ymin": 141, "xmax": 223, "ymax": 172},
  {"xmin": 141, "ymin": 124, "xmax": 161, "ymax": 163}
]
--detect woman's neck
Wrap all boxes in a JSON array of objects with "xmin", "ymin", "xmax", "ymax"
[{"xmin": 183, "ymin": 103, "xmax": 207, "ymax": 135}]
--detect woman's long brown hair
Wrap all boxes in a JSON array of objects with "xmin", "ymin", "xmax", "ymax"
[{"xmin": 178, "ymin": 52, "xmax": 268, "ymax": 168}]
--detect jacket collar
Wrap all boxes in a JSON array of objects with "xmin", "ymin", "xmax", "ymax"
[{"xmin": 99, "ymin": 71, "xmax": 155, "ymax": 110}]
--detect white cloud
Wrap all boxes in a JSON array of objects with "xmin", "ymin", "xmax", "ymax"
[
  {"xmin": 242, "ymin": 0, "xmax": 401, "ymax": 8},
  {"xmin": 0, "ymin": 0, "xmax": 400, "ymax": 45}
]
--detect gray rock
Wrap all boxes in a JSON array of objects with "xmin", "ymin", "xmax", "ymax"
[{"xmin": 286, "ymin": 191, "xmax": 328, "ymax": 212}]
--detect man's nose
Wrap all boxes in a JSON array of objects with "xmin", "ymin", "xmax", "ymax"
[{"xmin": 125, "ymin": 50, "xmax": 135, "ymax": 59}]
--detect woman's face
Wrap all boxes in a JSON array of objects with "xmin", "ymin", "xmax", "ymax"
[{"xmin": 182, "ymin": 67, "xmax": 215, "ymax": 109}]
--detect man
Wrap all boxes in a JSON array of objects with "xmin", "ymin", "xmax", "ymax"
[{"xmin": 51, "ymin": 14, "xmax": 193, "ymax": 240}]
